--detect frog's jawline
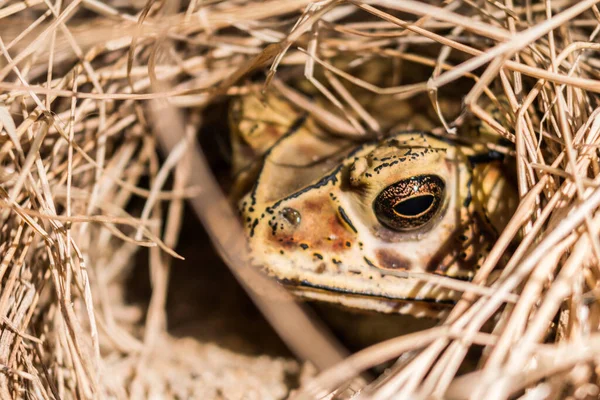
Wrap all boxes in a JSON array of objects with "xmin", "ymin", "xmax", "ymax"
[{"xmin": 279, "ymin": 278, "xmax": 455, "ymax": 306}]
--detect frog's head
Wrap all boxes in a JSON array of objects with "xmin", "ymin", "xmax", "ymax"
[{"xmin": 239, "ymin": 126, "xmax": 516, "ymax": 316}]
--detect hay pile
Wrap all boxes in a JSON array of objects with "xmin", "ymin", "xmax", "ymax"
[{"xmin": 1, "ymin": 0, "xmax": 600, "ymax": 399}]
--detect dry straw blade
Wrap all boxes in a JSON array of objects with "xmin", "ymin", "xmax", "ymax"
[{"xmin": 1, "ymin": 0, "xmax": 600, "ymax": 398}]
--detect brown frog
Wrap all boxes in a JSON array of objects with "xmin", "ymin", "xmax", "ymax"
[{"xmin": 229, "ymin": 90, "xmax": 517, "ymax": 317}]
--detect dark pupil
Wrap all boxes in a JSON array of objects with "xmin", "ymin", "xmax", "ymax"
[
  {"xmin": 393, "ymin": 195, "xmax": 434, "ymax": 217},
  {"xmin": 373, "ymin": 175, "xmax": 445, "ymax": 231}
]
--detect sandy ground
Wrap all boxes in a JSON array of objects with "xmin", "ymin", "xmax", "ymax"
[{"xmin": 119, "ymin": 204, "xmax": 302, "ymax": 399}]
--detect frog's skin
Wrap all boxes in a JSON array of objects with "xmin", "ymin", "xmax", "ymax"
[{"xmin": 230, "ymin": 92, "xmax": 517, "ymax": 317}]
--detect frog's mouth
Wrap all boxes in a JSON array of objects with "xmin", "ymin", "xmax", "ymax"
[{"xmin": 278, "ymin": 278, "xmax": 455, "ymax": 317}]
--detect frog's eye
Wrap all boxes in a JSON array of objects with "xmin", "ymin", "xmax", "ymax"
[{"xmin": 373, "ymin": 175, "xmax": 445, "ymax": 231}]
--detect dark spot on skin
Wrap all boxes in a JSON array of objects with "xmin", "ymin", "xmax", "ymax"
[
  {"xmin": 279, "ymin": 250, "xmax": 284, "ymax": 255},
  {"xmin": 345, "ymin": 241, "xmax": 351, "ymax": 248},
  {"xmin": 276, "ymin": 236, "xmax": 297, "ymax": 250},
  {"xmin": 268, "ymin": 220, "xmax": 278, "ymax": 236},
  {"xmin": 375, "ymin": 249, "xmax": 411, "ymax": 270},
  {"xmin": 313, "ymin": 253, "xmax": 324, "ymax": 260},
  {"xmin": 364, "ymin": 257, "xmax": 377, "ymax": 268},
  {"xmin": 249, "ymin": 219, "xmax": 259, "ymax": 237},
  {"xmin": 337, "ymin": 206, "xmax": 357, "ymax": 233},
  {"xmin": 315, "ymin": 263, "xmax": 326, "ymax": 274},
  {"xmin": 300, "ymin": 243, "xmax": 309, "ymax": 250},
  {"xmin": 463, "ymin": 176, "xmax": 473, "ymax": 208}
]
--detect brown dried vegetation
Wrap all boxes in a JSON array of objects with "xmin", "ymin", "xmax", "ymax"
[{"xmin": 2, "ymin": 0, "xmax": 600, "ymax": 399}]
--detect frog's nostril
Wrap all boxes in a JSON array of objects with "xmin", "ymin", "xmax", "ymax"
[{"xmin": 281, "ymin": 207, "xmax": 301, "ymax": 226}]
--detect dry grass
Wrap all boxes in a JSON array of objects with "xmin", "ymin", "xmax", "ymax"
[{"xmin": 1, "ymin": 0, "xmax": 600, "ymax": 399}]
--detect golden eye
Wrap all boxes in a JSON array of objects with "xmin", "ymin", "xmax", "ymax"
[{"xmin": 373, "ymin": 175, "xmax": 445, "ymax": 231}]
